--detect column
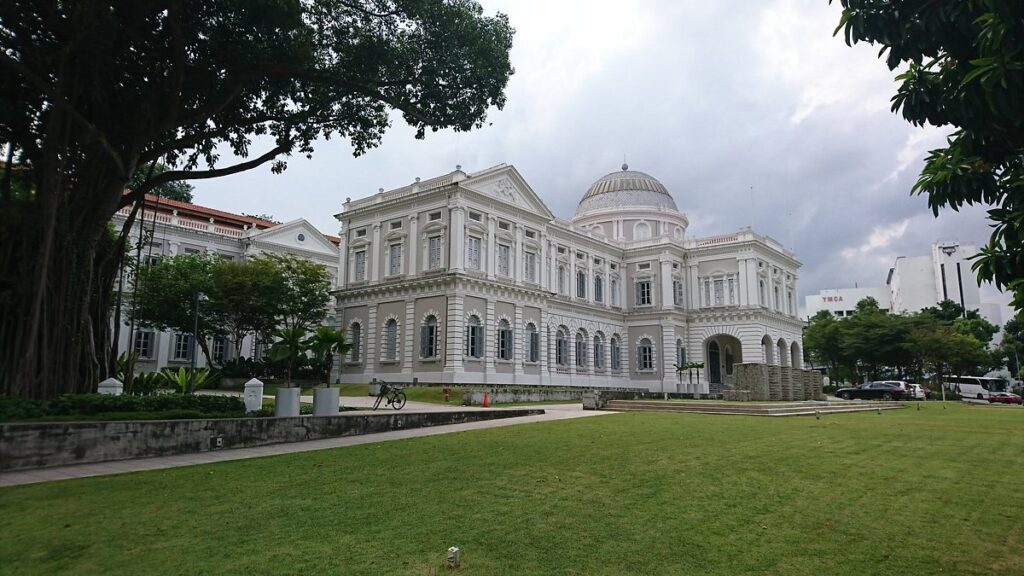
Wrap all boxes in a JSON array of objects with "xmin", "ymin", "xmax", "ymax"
[
  {"xmin": 602, "ymin": 259, "xmax": 611, "ymax": 308},
  {"xmin": 370, "ymin": 223, "xmax": 381, "ymax": 282},
  {"xmin": 586, "ymin": 255, "xmax": 594, "ymax": 304},
  {"xmin": 662, "ymin": 325, "xmax": 677, "ymax": 393},
  {"xmin": 748, "ymin": 260, "xmax": 760, "ymax": 306},
  {"xmin": 445, "ymin": 295, "xmax": 464, "ymax": 373},
  {"xmin": 403, "ymin": 300, "xmax": 415, "ymax": 374},
  {"xmin": 548, "ymin": 240, "xmax": 557, "ymax": 293},
  {"xmin": 450, "ymin": 206, "xmax": 465, "ymax": 273},
  {"xmin": 513, "ymin": 225, "xmax": 524, "ymax": 285},
  {"xmin": 407, "ymin": 215, "xmax": 418, "ymax": 275},
  {"xmin": 540, "ymin": 233, "xmax": 549, "ymax": 289},
  {"xmin": 485, "ymin": 300, "xmax": 496, "ymax": 371},
  {"xmin": 737, "ymin": 258, "xmax": 748, "ymax": 306},
  {"xmin": 688, "ymin": 264, "xmax": 699, "ymax": 310},
  {"xmin": 486, "ymin": 216, "xmax": 496, "ymax": 279},
  {"xmin": 513, "ymin": 304, "xmax": 524, "ymax": 377},
  {"xmin": 336, "ymin": 226, "xmax": 348, "ymax": 289},
  {"xmin": 660, "ymin": 258, "xmax": 673, "ymax": 310}
]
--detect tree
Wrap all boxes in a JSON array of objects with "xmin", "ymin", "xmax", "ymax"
[
  {"xmin": 268, "ymin": 327, "xmax": 310, "ymax": 386},
  {"xmin": 834, "ymin": 1, "xmax": 1024, "ymax": 312},
  {"xmin": 131, "ymin": 254, "xmax": 219, "ymax": 366},
  {"xmin": 0, "ymin": 1, "xmax": 514, "ymax": 399},
  {"xmin": 241, "ymin": 213, "xmax": 278, "ymax": 224},
  {"xmin": 128, "ymin": 162, "xmax": 194, "ymax": 203},
  {"xmin": 266, "ymin": 254, "xmax": 332, "ymax": 333},
  {"xmin": 207, "ymin": 258, "xmax": 283, "ymax": 360},
  {"xmin": 308, "ymin": 326, "xmax": 351, "ymax": 385},
  {"xmin": 803, "ymin": 310, "xmax": 845, "ymax": 376}
]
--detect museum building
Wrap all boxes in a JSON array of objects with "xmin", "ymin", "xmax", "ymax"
[{"xmin": 332, "ymin": 164, "xmax": 805, "ymax": 393}]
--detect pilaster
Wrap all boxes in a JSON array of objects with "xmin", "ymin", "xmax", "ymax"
[
  {"xmin": 370, "ymin": 223, "xmax": 381, "ymax": 282},
  {"xmin": 403, "ymin": 300, "xmax": 415, "ymax": 373},
  {"xmin": 486, "ymin": 215, "xmax": 496, "ymax": 280},
  {"xmin": 445, "ymin": 294, "xmax": 464, "ymax": 372},
  {"xmin": 407, "ymin": 215, "xmax": 418, "ymax": 275},
  {"xmin": 513, "ymin": 304, "xmax": 524, "ymax": 375},
  {"xmin": 485, "ymin": 300, "xmax": 496, "ymax": 371},
  {"xmin": 450, "ymin": 206, "xmax": 465, "ymax": 273}
]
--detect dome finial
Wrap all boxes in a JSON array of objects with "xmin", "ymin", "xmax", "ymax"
[{"xmin": 621, "ymin": 153, "xmax": 628, "ymax": 171}]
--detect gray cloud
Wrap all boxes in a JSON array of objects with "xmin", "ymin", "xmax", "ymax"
[{"xmin": 195, "ymin": 0, "xmax": 997, "ymax": 304}]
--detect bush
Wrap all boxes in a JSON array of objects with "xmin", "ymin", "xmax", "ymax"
[{"xmin": 0, "ymin": 393, "xmax": 245, "ymax": 422}]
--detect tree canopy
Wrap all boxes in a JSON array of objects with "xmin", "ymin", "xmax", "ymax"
[
  {"xmin": 834, "ymin": 1, "xmax": 1024, "ymax": 312},
  {"xmin": 0, "ymin": 0, "xmax": 514, "ymax": 398},
  {"xmin": 127, "ymin": 162, "xmax": 194, "ymax": 203}
]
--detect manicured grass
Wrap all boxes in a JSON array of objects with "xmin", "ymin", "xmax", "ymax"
[{"xmin": 2, "ymin": 405, "xmax": 1022, "ymax": 575}]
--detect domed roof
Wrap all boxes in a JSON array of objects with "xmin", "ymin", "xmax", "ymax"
[{"xmin": 575, "ymin": 164, "xmax": 678, "ymax": 216}]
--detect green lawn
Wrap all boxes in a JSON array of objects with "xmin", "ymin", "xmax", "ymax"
[{"xmin": 2, "ymin": 404, "xmax": 1022, "ymax": 575}]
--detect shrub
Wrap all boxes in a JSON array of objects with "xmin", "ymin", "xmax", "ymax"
[{"xmin": 0, "ymin": 393, "xmax": 245, "ymax": 422}]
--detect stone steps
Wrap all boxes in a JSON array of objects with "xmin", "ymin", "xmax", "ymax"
[{"xmin": 603, "ymin": 400, "xmax": 906, "ymax": 417}]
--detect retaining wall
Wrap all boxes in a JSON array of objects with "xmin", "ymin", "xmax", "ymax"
[{"xmin": 0, "ymin": 409, "xmax": 542, "ymax": 472}]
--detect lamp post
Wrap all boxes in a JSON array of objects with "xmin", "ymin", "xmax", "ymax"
[{"xmin": 188, "ymin": 291, "xmax": 206, "ymax": 394}]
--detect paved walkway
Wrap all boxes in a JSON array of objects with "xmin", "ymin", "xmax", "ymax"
[{"xmin": 0, "ymin": 403, "xmax": 610, "ymax": 488}]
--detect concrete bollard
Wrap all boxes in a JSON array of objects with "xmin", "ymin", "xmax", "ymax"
[
  {"xmin": 446, "ymin": 547, "xmax": 461, "ymax": 569},
  {"xmin": 243, "ymin": 378, "xmax": 264, "ymax": 413},
  {"xmin": 313, "ymin": 387, "xmax": 340, "ymax": 416},
  {"xmin": 274, "ymin": 387, "xmax": 301, "ymax": 417},
  {"xmin": 97, "ymin": 377, "xmax": 123, "ymax": 396}
]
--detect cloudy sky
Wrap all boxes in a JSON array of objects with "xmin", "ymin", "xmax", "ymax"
[{"xmin": 196, "ymin": 0, "xmax": 1006, "ymax": 313}]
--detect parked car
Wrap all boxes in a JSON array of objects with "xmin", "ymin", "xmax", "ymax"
[
  {"xmin": 904, "ymin": 383, "xmax": 927, "ymax": 401},
  {"xmin": 835, "ymin": 381, "xmax": 907, "ymax": 401},
  {"xmin": 988, "ymin": 392, "xmax": 1022, "ymax": 405}
]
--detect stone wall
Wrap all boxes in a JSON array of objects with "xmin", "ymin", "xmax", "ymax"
[
  {"xmin": 0, "ymin": 409, "xmax": 543, "ymax": 472},
  {"xmin": 730, "ymin": 363, "xmax": 823, "ymax": 402},
  {"xmin": 462, "ymin": 388, "xmax": 583, "ymax": 405}
]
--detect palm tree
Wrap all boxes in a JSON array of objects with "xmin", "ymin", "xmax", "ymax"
[
  {"xmin": 268, "ymin": 327, "xmax": 310, "ymax": 386},
  {"xmin": 309, "ymin": 326, "xmax": 350, "ymax": 385}
]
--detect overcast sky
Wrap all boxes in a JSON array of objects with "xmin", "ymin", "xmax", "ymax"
[{"xmin": 196, "ymin": 0, "xmax": 1007, "ymax": 313}]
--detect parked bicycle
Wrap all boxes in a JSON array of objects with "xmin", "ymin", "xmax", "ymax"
[{"xmin": 373, "ymin": 381, "xmax": 407, "ymax": 411}]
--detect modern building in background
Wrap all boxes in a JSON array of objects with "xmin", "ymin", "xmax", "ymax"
[
  {"xmin": 805, "ymin": 240, "xmax": 1007, "ymax": 328},
  {"xmin": 332, "ymin": 164, "xmax": 805, "ymax": 394},
  {"xmin": 111, "ymin": 195, "xmax": 340, "ymax": 372}
]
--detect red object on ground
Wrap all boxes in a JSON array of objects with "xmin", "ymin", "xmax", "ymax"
[
  {"xmin": 483, "ymin": 392, "xmax": 490, "ymax": 407},
  {"xmin": 444, "ymin": 387, "xmax": 449, "ymax": 402}
]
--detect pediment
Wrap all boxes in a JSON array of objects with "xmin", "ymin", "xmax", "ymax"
[
  {"xmin": 460, "ymin": 165, "xmax": 554, "ymax": 220},
  {"xmin": 247, "ymin": 219, "xmax": 338, "ymax": 256}
]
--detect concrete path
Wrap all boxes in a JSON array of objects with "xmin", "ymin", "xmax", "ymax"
[{"xmin": 0, "ymin": 403, "xmax": 610, "ymax": 488}]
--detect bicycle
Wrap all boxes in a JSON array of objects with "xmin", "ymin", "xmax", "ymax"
[{"xmin": 372, "ymin": 381, "xmax": 407, "ymax": 411}]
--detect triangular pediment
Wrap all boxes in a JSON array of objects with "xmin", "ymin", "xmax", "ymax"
[
  {"xmin": 247, "ymin": 219, "xmax": 338, "ymax": 256},
  {"xmin": 459, "ymin": 165, "xmax": 554, "ymax": 220}
]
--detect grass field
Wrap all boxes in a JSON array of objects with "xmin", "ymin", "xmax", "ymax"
[{"xmin": 1, "ymin": 404, "xmax": 1022, "ymax": 575}]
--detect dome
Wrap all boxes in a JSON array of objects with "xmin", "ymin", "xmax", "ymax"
[{"xmin": 575, "ymin": 164, "xmax": 678, "ymax": 216}]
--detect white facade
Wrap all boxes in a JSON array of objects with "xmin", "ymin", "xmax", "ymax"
[
  {"xmin": 804, "ymin": 286, "xmax": 891, "ymax": 318},
  {"xmin": 805, "ymin": 240, "xmax": 1005, "ymax": 326},
  {"xmin": 111, "ymin": 196, "xmax": 340, "ymax": 372},
  {"xmin": 332, "ymin": 164, "xmax": 805, "ymax": 394}
]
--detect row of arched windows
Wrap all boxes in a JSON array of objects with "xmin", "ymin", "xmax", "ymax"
[
  {"xmin": 556, "ymin": 265, "xmax": 620, "ymax": 305},
  {"xmin": 347, "ymin": 315, "xmax": 442, "ymax": 363},
  {"xmin": 463, "ymin": 316, "xmax": 540, "ymax": 362},
  {"xmin": 551, "ymin": 329, "xmax": 659, "ymax": 372}
]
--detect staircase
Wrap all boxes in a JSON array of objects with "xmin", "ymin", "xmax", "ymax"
[{"xmin": 602, "ymin": 400, "xmax": 906, "ymax": 417}]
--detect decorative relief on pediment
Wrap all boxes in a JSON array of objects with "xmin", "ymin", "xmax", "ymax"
[{"xmin": 492, "ymin": 178, "xmax": 517, "ymax": 204}]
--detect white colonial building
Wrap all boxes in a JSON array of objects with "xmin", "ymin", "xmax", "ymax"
[
  {"xmin": 333, "ymin": 164, "xmax": 805, "ymax": 393},
  {"xmin": 112, "ymin": 195, "xmax": 340, "ymax": 371}
]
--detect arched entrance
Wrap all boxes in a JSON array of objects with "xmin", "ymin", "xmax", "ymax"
[
  {"xmin": 761, "ymin": 335, "xmax": 774, "ymax": 365},
  {"xmin": 704, "ymin": 334, "xmax": 743, "ymax": 394},
  {"xmin": 790, "ymin": 341, "xmax": 802, "ymax": 369}
]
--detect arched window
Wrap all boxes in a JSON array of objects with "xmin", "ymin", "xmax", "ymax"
[
  {"xmin": 420, "ymin": 315, "xmax": 438, "ymax": 358},
  {"xmin": 465, "ymin": 316, "xmax": 483, "ymax": 358},
  {"xmin": 774, "ymin": 285, "xmax": 781, "ymax": 310},
  {"xmin": 558, "ymin": 266, "xmax": 567, "ymax": 294},
  {"xmin": 594, "ymin": 334, "xmax": 605, "ymax": 369},
  {"xmin": 576, "ymin": 270, "xmax": 587, "ymax": 298},
  {"xmin": 594, "ymin": 275, "xmax": 603, "ymax": 303},
  {"xmin": 610, "ymin": 278, "xmax": 619, "ymax": 306},
  {"xmin": 556, "ymin": 329, "xmax": 568, "ymax": 366},
  {"xmin": 725, "ymin": 345, "xmax": 734, "ymax": 375},
  {"xmin": 349, "ymin": 323, "xmax": 361, "ymax": 362},
  {"xmin": 610, "ymin": 337, "xmax": 621, "ymax": 370},
  {"xmin": 676, "ymin": 339, "xmax": 686, "ymax": 366},
  {"xmin": 637, "ymin": 338, "xmax": 653, "ymax": 371},
  {"xmin": 759, "ymin": 280, "xmax": 767, "ymax": 307},
  {"xmin": 575, "ymin": 332, "xmax": 587, "ymax": 367},
  {"xmin": 526, "ymin": 323, "xmax": 539, "ymax": 363},
  {"xmin": 634, "ymin": 221, "xmax": 651, "ymax": 240},
  {"xmin": 497, "ymin": 319, "xmax": 512, "ymax": 360},
  {"xmin": 384, "ymin": 319, "xmax": 398, "ymax": 360}
]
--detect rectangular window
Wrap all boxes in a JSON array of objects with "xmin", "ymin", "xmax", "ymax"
[
  {"xmin": 213, "ymin": 337, "xmax": 227, "ymax": 364},
  {"xmin": 173, "ymin": 333, "xmax": 192, "ymax": 360},
  {"xmin": 469, "ymin": 211, "xmax": 482, "ymax": 222},
  {"xmin": 673, "ymin": 280, "xmax": 684, "ymax": 306},
  {"xmin": 355, "ymin": 228, "xmax": 366, "ymax": 238},
  {"xmin": 636, "ymin": 280, "xmax": 652, "ymax": 306},
  {"xmin": 594, "ymin": 277, "xmax": 603, "ymax": 303},
  {"xmin": 354, "ymin": 250, "xmax": 366, "ymax": 281},
  {"xmin": 714, "ymin": 279, "xmax": 724, "ymax": 306},
  {"xmin": 428, "ymin": 236, "xmax": 442, "ymax": 269},
  {"xmin": 611, "ymin": 279, "xmax": 620, "ymax": 306},
  {"xmin": 134, "ymin": 331, "xmax": 154, "ymax": 358},
  {"xmin": 467, "ymin": 236, "xmax": 482, "ymax": 270},
  {"xmin": 183, "ymin": 247, "xmax": 201, "ymax": 255},
  {"xmin": 390, "ymin": 220, "xmax": 402, "ymax": 230},
  {"xmin": 389, "ymin": 243, "xmax": 402, "ymax": 275},
  {"xmin": 577, "ymin": 271, "xmax": 587, "ymax": 299},
  {"xmin": 498, "ymin": 220, "xmax": 510, "ymax": 231},
  {"xmin": 498, "ymin": 244, "xmax": 511, "ymax": 276},
  {"xmin": 524, "ymin": 229, "xmax": 536, "ymax": 239},
  {"xmin": 524, "ymin": 251, "xmax": 537, "ymax": 282},
  {"xmin": 638, "ymin": 263, "xmax": 651, "ymax": 270},
  {"xmin": 429, "ymin": 211, "xmax": 441, "ymax": 221},
  {"xmin": 528, "ymin": 331, "xmax": 539, "ymax": 363}
]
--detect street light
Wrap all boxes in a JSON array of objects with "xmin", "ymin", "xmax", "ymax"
[{"xmin": 188, "ymin": 291, "xmax": 207, "ymax": 394}]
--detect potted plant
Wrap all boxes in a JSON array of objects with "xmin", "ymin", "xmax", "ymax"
[
  {"xmin": 308, "ymin": 326, "xmax": 350, "ymax": 415},
  {"xmin": 268, "ymin": 327, "xmax": 309, "ymax": 416}
]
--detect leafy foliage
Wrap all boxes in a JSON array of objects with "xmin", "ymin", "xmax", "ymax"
[
  {"xmin": 160, "ymin": 367, "xmax": 216, "ymax": 394},
  {"xmin": 268, "ymin": 328, "xmax": 312, "ymax": 386},
  {"xmin": 834, "ymin": 1, "xmax": 1024, "ymax": 311},
  {"xmin": 0, "ymin": 393, "xmax": 244, "ymax": 422},
  {"xmin": 127, "ymin": 162, "xmax": 194, "ymax": 203},
  {"xmin": 308, "ymin": 326, "xmax": 350, "ymax": 384}
]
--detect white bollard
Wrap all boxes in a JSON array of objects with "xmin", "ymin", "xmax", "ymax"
[
  {"xmin": 446, "ymin": 547, "xmax": 461, "ymax": 568},
  {"xmin": 243, "ymin": 378, "xmax": 264, "ymax": 413},
  {"xmin": 97, "ymin": 377, "xmax": 123, "ymax": 396}
]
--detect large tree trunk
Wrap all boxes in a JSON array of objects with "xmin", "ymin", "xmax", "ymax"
[{"xmin": 0, "ymin": 105, "xmax": 129, "ymax": 399}]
